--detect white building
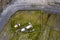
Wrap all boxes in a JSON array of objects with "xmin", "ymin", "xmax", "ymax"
[
  {"xmin": 25, "ymin": 25, "xmax": 32, "ymax": 29},
  {"xmin": 14, "ymin": 24, "xmax": 21, "ymax": 28},
  {"xmin": 21, "ymin": 28, "xmax": 25, "ymax": 32},
  {"xmin": 21, "ymin": 22, "xmax": 33, "ymax": 32}
]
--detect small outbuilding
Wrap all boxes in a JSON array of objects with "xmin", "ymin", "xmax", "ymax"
[
  {"xmin": 25, "ymin": 22, "xmax": 33, "ymax": 29},
  {"xmin": 21, "ymin": 28, "xmax": 26, "ymax": 32},
  {"xmin": 14, "ymin": 24, "xmax": 21, "ymax": 28}
]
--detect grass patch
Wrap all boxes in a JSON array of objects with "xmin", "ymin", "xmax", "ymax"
[{"xmin": 0, "ymin": 11, "xmax": 59, "ymax": 40}]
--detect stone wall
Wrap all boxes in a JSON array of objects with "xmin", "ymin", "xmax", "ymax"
[{"xmin": 23, "ymin": 0, "xmax": 48, "ymax": 5}]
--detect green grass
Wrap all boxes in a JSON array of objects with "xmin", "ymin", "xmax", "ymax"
[
  {"xmin": 10, "ymin": 11, "xmax": 44, "ymax": 40},
  {"xmin": 0, "ymin": 11, "xmax": 60, "ymax": 40}
]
